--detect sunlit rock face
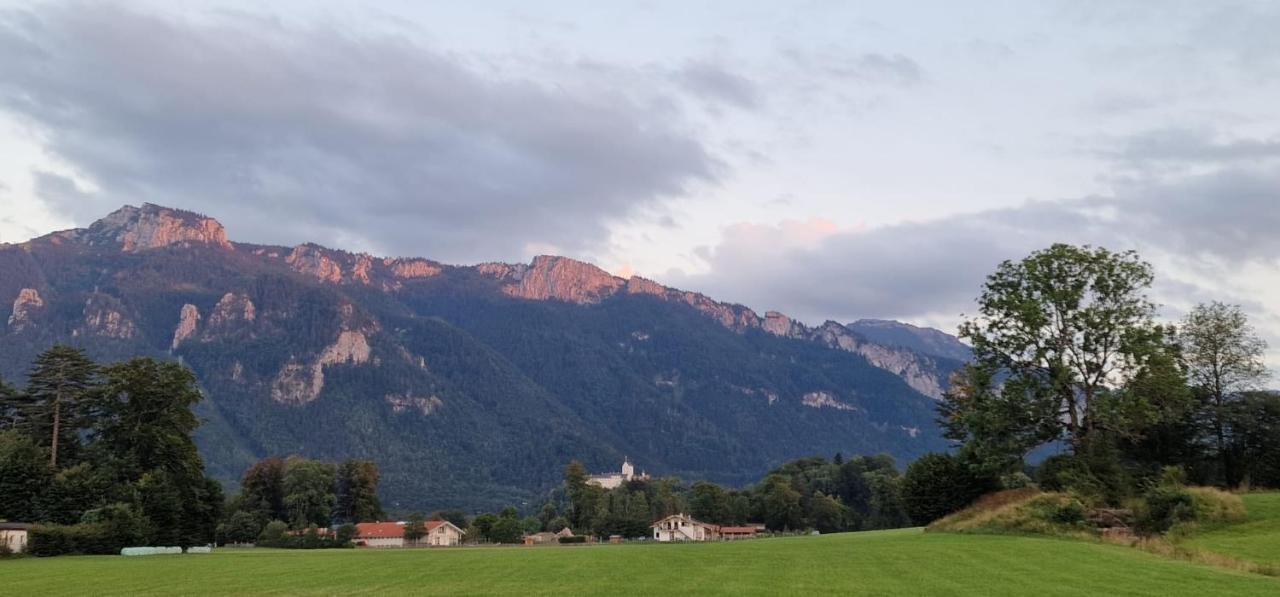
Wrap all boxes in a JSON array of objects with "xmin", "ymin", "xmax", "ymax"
[
  {"xmin": 7, "ymin": 288, "xmax": 44, "ymax": 332},
  {"xmin": 86, "ymin": 204, "xmax": 232, "ymax": 252}
]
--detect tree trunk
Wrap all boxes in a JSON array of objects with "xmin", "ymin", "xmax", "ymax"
[{"xmin": 50, "ymin": 399, "xmax": 61, "ymax": 468}]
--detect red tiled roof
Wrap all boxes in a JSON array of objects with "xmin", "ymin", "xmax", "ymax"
[
  {"xmin": 720, "ymin": 526, "xmax": 758, "ymax": 534},
  {"xmin": 425, "ymin": 520, "xmax": 447, "ymax": 531},
  {"xmin": 355, "ymin": 522, "xmax": 404, "ymax": 539}
]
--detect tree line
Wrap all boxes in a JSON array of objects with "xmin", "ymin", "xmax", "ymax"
[
  {"xmin": 0, "ymin": 346, "xmax": 222, "ymax": 554},
  {"xmin": 217, "ymin": 456, "xmax": 385, "ymax": 545}
]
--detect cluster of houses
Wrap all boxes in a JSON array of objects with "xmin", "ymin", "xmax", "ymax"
[{"xmin": 0, "ymin": 460, "xmax": 759, "ymax": 555}]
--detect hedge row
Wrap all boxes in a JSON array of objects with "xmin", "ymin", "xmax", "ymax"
[{"xmin": 28, "ymin": 523, "xmax": 125, "ymax": 557}]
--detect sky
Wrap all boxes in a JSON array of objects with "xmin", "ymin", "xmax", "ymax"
[{"xmin": 0, "ymin": 0, "xmax": 1277, "ymax": 368}]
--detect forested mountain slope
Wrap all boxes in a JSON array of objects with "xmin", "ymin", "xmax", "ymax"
[{"xmin": 0, "ymin": 204, "xmax": 961, "ymax": 510}]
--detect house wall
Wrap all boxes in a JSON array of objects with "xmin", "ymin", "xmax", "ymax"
[
  {"xmin": 427, "ymin": 526, "xmax": 461, "ymax": 546},
  {"xmin": 361, "ymin": 537, "xmax": 403, "ymax": 548},
  {"xmin": 0, "ymin": 529, "xmax": 28, "ymax": 553}
]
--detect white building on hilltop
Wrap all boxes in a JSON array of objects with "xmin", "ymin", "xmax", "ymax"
[{"xmin": 587, "ymin": 458, "xmax": 650, "ymax": 489}]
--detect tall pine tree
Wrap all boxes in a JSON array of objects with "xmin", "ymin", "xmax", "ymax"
[{"xmin": 25, "ymin": 345, "xmax": 100, "ymax": 468}]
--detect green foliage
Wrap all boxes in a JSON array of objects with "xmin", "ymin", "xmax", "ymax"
[
  {"xmin": 1136, "ymin": 486, "xmax": 1197, "ymax": 535},
  {"xmin": 24, "ymin": 345, "xmax": 100, "ymax": 469},
  {"xmin": 901, "ymin": 452, "xmax": 998, "ymax": 525},
  {"xmin": 219, "ymin": 510, "xmax": 262, "ymax": 544},
  {"xmin": 256, "ymin": 520, "xmax": 289, "ymax": 547},
  {"xmin": 557, "ymin": 535, "xmax": 586, "ymax": 544},
  {"xmin": 80, "ymin": 503, "xmax": 151, "ymax": 549},
  {"xmin": 28, "ymin": 523, "xmax": 120, "ymax": 556},
  {"xmin": 334, "ymin": 459, "xmax": 383, "ymax": 524},
  {"xmin": 947, "ymin": 244, "xmax": 1163, "ymax": 464},
  {"xmin": 283, "ymin": 457, "xmax": 336, "ymax": 529},
  {"xmin": 402, "ymin": 512, "xmax": 426, "ymax": 545},
  {"xmin": 237, "ymin": 457, "xmax": 287, "ymax": 524},
  {"xmin": 0, "ymin": 430, "xmax": 50, "ymax": 521}
]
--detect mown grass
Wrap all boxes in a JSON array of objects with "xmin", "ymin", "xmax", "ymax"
[
  {"xmin": 1184, "ymin": 492, "xmax": 1280, "ymax": 568},
  {"xmin": 3, "ymin": 527, "xmax": 1279, "ymax": 596}
]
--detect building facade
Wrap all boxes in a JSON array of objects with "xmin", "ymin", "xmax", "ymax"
[
  {"xmin": 652, "ymin": 513, "xmax": 719, "ymax": 542},
  {"xmin": 587, "ymin": 458, "xmax": 650, "ymax": 489},
  {"xmin": 0, "ymin": 522, "xmax": 31, "ymax": 554},
  {"xmin": 354, "ymin": 520, "xmax": 464, "ymax": 547}
]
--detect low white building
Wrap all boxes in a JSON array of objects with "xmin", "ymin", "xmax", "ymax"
[
  {"xmin": 0, "ymin": 522, "xmax": 30, "ymax": 554},
  {"xmin": 588, "ymin": 458, "xmax": 650, "ymax": 489},
  {"xmin": 652, "ymin": 513, "xmax": 719, "ymax": 542}
]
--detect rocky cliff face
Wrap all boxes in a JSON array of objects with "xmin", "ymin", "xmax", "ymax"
[
  {"xmin": 7, "ymin": 288, "xmax": 44, "ymax": 332},
  {"xmin": 84, "ymin": 204, "xmax": 231, "ymax": 252},
  {"xmin": 172, "ymin": 303, "xmax": 200, "ymax": 350},
  {"xmin": 78, "ymin": 294, "xmax": 136, "ymax": 339}
]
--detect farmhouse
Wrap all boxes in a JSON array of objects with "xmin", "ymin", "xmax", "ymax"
[
  {"xmin": 354, "ymin": 520, "xmax": 464, "ymax": 547},
  {"xmin": 652, "ymin": 513, "xmax": 719, "ymax": 542},
  {"xmin": 0, "ymin": 522, "xmax": 31, "ymax": 554},
  {"xmin": 587, "ymin": 457, "xmax": 650, "ymax": 489}
]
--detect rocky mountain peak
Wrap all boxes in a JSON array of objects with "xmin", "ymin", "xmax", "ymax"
[
  {"xmin": 86, "ymin": 203, "xmax": 232, "ymax": 252},
  {"xmin": 503, "ymin": 255, "xmax": 625, "ymax": 304}
]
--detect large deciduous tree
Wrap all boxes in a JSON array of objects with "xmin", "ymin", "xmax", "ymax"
[
  {"xmin": 1180, "ymin": 302, "xmax": 1270, "ymax": 486},
  {"xmin": 944, "ymin": 244, "xmax": 1163, "ymax": 463},
  {"xmin": 334, "ymin": 459, "xmax": 384, "ymax": 524},
  {"xmin": 283, "ymin": 457, "xmax": 337, "ymax": 529}
]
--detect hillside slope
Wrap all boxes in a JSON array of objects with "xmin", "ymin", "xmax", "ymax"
[{"xmin": 0, "ymin": 204, "xmax": 959, "ymax": 510}]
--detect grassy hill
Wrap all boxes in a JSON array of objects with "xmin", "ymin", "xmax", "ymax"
[
  {"xmin": 1184, "ymin": 492, "xmax": 1280, "ymax": 568},
  {"xmin": 5, "ymin": 528, "xmax": 1279, "ymax": 596}
]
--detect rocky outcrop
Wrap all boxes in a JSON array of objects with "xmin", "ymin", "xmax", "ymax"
[
  {"xmin": 79, "ymin": 294, "xmax": 136, "ymax": 339},
  {"xmin": 286, "ymin": 244, "xmax": 344, "ymax": 283},
  {"xmin": 7, "ymin": 288, "xmax": 44, "ymax": 332},
  {"xmin": 385, "ymin": 258, "xmax": 442, "ymax": 280},
  {"xmin": 207, "ymin": 292, "xmax": 256, "ymax": 329},
  {"xmin": 87, "ymin": 204, "xmax": 231, "ymax": 252},
  {"xmin": 319, "ymin": 330, "xmax": 372, "ymax": 367},
  {"xmin": 385, "ymin": 394, "xmax": 443, "ymax": 415},
  {"xmin": 811, "ymin": 322, "xmax": 947, "ymax": 399},
  {"xmin": 762, "ymin": 311, "xmax": 806, "ymax": 339},
  {"xmin": 270, "ymin": 360, "xmax": 324, "ymax": 405},
  {"xmin": 503, "ymin": 256, "xmax": 624, "ymax": 304},
  {"xmin": 171, "ymin": 303, "xmax": 200, "ymax": 349},
  {"xmin": 271, "ymin": 329, "xmax": 373, "ymax": 405},
  {"xmin": 801, "ymin": 391, "xmax": 858, "ymax": 411}
]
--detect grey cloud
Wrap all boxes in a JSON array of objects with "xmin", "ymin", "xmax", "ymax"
[
  {"xmin": 673, "ymin": 61, "xmax": 759, "ymax": 109},
  {"xmin": 0, "ymin": 4, "xmax": 716, "ymax": 261},
  {"xmin": 1104, "ymin": 128, "xmax": 1280, "ymax": 165},
  {"xmin": 667, "ymin": 167, "xmax": 1280, "ymax": 325}
]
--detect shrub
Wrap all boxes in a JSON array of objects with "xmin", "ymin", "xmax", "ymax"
[
  {"xmin": 81, "ymin": 503, "xmax": 151, "ymax": 549},
  {"xmin": 999, "ymin": 472, "xmax": 1034, "ymax": 490},
  {"xmin": 257, "ymin": 520, "xmax": 290, "ymax": 547},
  {"xmin": 1135, "ymin": 486, "xmax": 1195, "ymax": 535},
  {"xmin": 558, "ymin": 535, "xmax": 587, "ymax": 544}
]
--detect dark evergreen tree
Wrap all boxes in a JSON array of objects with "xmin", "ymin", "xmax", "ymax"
[{"xmin": 24, "ymin": 345, "xmax": 100, "ymax": 468}]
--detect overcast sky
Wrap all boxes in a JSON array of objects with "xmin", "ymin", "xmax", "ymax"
[{"xmin": 1, "ymin": 0, "xmax": 1277, "ymax": 367}]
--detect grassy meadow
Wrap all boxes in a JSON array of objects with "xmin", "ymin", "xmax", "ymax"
[
  {"xmin": 1184, "ymin": 492, "xmax": 1280, "ymax": 568},
  {"xmin": 5, "ymin": 525, "xmax": 1280, "ymax": 596}
]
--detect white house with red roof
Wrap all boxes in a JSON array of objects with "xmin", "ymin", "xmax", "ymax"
[
  {"xmin": 651, "ymin": 513, "xmax": 720, "ymax": 542},
  {"xmin": 354, "ymin": 520, "xmax": 464, "ymax": 547}
]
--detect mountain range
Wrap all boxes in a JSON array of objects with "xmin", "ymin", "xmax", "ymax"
[{"xmin": 0, "ymin": 204, "xmax": 968, "ymax": 511}]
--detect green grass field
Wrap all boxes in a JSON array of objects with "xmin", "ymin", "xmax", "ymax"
[
  {"xmin": 1185, "ymin": 492, "xmax": 1280, "ymax": 567},
  {"xmin": 5, "ymin": 527, "xmax": 1279, "ymax": 596}
]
